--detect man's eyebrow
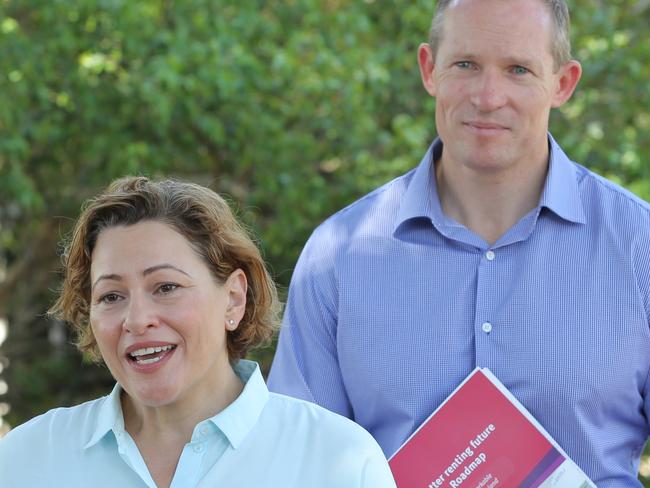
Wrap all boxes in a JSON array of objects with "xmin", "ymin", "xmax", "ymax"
[
  {"xmin": 92, "ymin": 264, "xmax": 192, "ymax": 290},
  {"xmin": 448, "ymin": 52, "xmax": 478, "ymax": 60}
]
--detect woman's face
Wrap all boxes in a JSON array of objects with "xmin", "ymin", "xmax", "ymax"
[{"xmin": 89, "ymin": 220, "xmax": 245, "ymax": 409}]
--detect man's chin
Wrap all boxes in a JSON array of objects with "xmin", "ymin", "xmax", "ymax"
[{"xmin": 458, "ymin": 150, "xmax": 516, "ymax": 174}]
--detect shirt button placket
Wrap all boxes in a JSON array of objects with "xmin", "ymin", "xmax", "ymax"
[{"xmin": 475, "ymin": 248, "xmax": 497, "ymax": 367}]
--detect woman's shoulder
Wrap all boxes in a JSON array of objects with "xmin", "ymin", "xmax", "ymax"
[
  {"xmin": 0, "ymin": 389, "xmax": 160, "ymax": 488},
  {"xmin": 265, "ymin": 392, "xmax": 381, "ymax": 450},
  {"xmin": 0, "ymin": 394, "xmax": 109, "ymax": 455},
  {"xmin": 251, "ymin": 393, "xmax": 396, "ymax": 487}
]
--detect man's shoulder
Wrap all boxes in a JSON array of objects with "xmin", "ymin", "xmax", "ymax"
[
  {"xmin": 576, "ymin": 162, "xmax": 650, "ymax": 210},
  {"xmin": 574, "ymin": 162, "xmax": 650, "ymax": 225},
  {"xmin": 308, "ymin": 168, "xmax": 417, "ymax": 245}
]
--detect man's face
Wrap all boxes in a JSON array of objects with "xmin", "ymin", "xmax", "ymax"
[{"xmin": 420, "ymin": 0, "xmax": 579, "ymax": 176}]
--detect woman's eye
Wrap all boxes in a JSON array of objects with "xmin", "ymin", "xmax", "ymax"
[
  {"xmin": 99, "ymin": 293, "xmax": 121, "ymax": 304},
  {"xmin": 158, "ymin": 283, "xmax": 179, "ymax": 294}
]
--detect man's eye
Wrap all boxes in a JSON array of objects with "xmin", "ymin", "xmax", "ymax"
[
  {"xmin": 158, "ymin": 283, "xmax": 179, "ymax": 294},
  {"xmin": 512, "ymin": 66, "xmax": 529, "ymax": 75},
  {"xmin": 456, "ymin": 61, "xmax": 473, "ymax": 69}
]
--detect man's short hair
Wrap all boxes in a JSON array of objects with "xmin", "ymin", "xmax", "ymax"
[{"xmin": 428, "ymin": 0, "xmax": 572, "ymax": 71}]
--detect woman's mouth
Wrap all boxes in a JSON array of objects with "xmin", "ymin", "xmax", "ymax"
[{"xmin": 127, "ymin": 345, "xmax": 177, "ymax": 365}]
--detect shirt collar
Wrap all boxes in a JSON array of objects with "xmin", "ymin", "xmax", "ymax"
[
  {"xmin": 394, "ymin": 134, "xmax": 586, "ymax": 234},
  {"xmin": 208, "ymin": 359, "xmax": 268, "ymax": 449},
  {"xmin": 83, "ymin": 359, "xmax": 269, "ymax": 451},
  {"xmin": 84, "ymin": 383, "xmax": 124, "ymax": 449},
  {"xmin": 393, "ymin": 139, "xmax": 444, "ymax": 234},
  {"xmin": 539, "ymin": 133, "xmax": 586, "ymax": 224}
]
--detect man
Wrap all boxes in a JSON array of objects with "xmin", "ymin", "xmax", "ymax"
[{"xmin": 269, "ymin": 0, "xmax": 650, "ymax": 485}]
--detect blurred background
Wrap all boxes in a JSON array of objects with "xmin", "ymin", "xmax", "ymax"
[{"xmin": 1, "ymin": 0, "xmax": 649, "ymax": 479}]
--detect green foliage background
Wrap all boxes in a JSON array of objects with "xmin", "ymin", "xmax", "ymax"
[{"xmin": 0, "ymin": 0, "xmax": 649, "ymax": 478}]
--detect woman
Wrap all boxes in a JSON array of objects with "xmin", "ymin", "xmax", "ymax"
[{"xmin": 0, "ymin": 177, "xmax": 396, "ymax": 487}]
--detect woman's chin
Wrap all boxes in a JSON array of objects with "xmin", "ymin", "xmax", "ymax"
[{"xmin": 127, "ymin": 384, "xmax": 180, "ymax": 409}]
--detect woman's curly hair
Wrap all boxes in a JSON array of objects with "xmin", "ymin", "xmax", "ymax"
[{"xmin": 49, "ymin": 176, "xmax": 280, "ymax": 362}]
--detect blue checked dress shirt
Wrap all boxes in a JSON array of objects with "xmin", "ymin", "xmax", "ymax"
[
  {"xmin": 0, "ymin": 360, "xmax": 395, "ymax": 487},
  {"xmin": 268, "ymin": 135, "xmax": 650, "ymax": 487}
]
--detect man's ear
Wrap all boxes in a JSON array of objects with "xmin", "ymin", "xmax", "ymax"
[
  {"xmin": 224, "ymin": 269, "xmax": 247, "ymax": 331},
  {"xmin": 551, "ymin": 60, "xmax": 582, "ymax": 108},
  {"xmin": 418, "ymin": 43, "xmax": 437, "ymax": 97}
]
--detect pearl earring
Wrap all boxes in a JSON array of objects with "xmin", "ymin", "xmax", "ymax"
[{"xmin": 228, "ymin": 319, "xmax": 235, "ymax": 327}]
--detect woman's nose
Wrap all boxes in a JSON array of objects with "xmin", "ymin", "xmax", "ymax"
[{"xmin": 122, "ymin": 295, "xmax": 158, "ymax": 334}]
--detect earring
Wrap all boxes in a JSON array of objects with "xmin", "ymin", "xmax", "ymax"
[{"xmin": 228, "ymin": 319, "xmax": 235, "ymax": 327}]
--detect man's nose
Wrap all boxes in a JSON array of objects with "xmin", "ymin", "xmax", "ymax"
[
  {"xmin": 470, "ymin": 70, "xmax": 508, "ymax": 112},
  {"xmin": 123, "ymin": 294, "xmax": 158, "ymax": 334}
]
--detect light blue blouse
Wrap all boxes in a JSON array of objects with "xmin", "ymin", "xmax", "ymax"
[{"xmin": 0, "ymin": 360, "xmax": 395, "ymax": 487}]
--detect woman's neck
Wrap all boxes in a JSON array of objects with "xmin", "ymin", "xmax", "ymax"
[
  {"xmin": 120, "ymin": 364, "xmax": 244, "ymax": 488},
  {"xmin": 122, "ymin": 364, "xmax": 244, "ymax": 440}
]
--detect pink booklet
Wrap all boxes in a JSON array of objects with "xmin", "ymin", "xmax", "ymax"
[{"xmin": 388, "ymin": 368, "xmax": 595, "ymax": 488}]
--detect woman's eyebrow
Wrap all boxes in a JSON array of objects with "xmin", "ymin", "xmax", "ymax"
[
  {"xmin": 92, "ymin": 273, "xmax": 122, "ymax": 290},
  {"xmin": 142, "ymin": 264, "xmax": 192, "ymax": 278},
  {"xmin": 92, "ymin": 264, "xmax": 192, "ymax": 290}
]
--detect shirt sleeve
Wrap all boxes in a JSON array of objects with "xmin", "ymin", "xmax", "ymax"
[
  {"xmin": 637, "ymin": 230, "xmax": 650, "ymax": 426},
  {"xmin": 267, "ymin": 226, "xmax": 354, "ymax": 418}
]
